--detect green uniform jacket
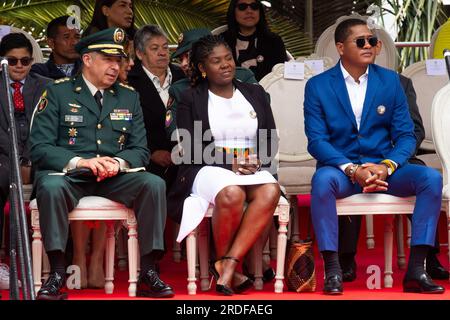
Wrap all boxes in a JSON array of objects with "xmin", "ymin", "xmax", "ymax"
[
  {"xmin": 30, "ymin": 75, "xmax": 149, "ymax": 174},
  {"xmin": 165, "ymin": 67, "xmax": 259, "ymax": 139}
]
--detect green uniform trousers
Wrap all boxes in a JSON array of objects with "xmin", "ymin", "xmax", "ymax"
[{"xmin": 34, "ymin": 171, "xmax": 167, "ymax": 258}]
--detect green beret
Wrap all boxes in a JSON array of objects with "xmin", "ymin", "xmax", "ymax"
[
  {"xmin": 172, "ymin": 28, "xmax": 212, "ymax": 59},
  {"xmin": 76, "ymin": 28, "xmax": 127, "ymax": 57}
]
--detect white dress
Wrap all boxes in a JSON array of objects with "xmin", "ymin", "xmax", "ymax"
[{"xmin": 177, "ymin": 89, "xmax": 278, "ymax": 242}]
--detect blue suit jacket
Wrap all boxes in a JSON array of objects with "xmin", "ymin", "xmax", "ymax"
[{"xmin": 304, "ymin": 63, "xmax": 416, "ymax": 168}]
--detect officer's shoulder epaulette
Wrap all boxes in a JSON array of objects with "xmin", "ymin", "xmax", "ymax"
[
  {"xmin": 119, "ymin": 82, "xmax": 135, "ymax": 91},
  {"xmin": 54, "ymin": 77, "xmax": 71, "ymax": 85}
]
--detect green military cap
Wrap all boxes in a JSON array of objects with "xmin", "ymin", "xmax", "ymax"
[
  {"xmin": 172, "ymin": 28, "xmax": 212, "ymax": 59},
  {"xmin": 76, "ymin": 27, "xmax": 127, "ymax": 57}
]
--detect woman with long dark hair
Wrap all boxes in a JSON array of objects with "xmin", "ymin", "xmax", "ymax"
[
  {"xmin": 168, "ymin": 35, "xmax": 280, "ymax": 296},
  {"xmin": 220, "ymin": 0, "xmax": 287, "ymax": 81},
  {"xmin": 84, "ymin": 0, "xmax": 136, "ymax": 38}
]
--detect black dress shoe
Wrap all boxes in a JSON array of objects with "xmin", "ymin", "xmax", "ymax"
[
  {"xmin": 136, "ymin": 269, "xmax": 174, "ymax": 298},
  {"xmin": 342, "ymin": 261, "xmax": 357, "ymax": 282},
  {"xmin": 323, "ymin": 274, "xmax": 343, "ymax": 295},
  {"xmin": 426, "ymin": 265, "xmax": 449, "ymax": 280},
  {"xmin": 403, "ymin": 272, "xmax": 445, "ymax": 294},
  {"xmin": 37, "ymin": 272, "xmax": 68, "ymax": 300}
]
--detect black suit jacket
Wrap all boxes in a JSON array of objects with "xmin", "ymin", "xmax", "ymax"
[
  {"xmin": 221, "ymin": 30, "xmax": 287, "ymax": 81},
  {"xmin": 0, "ymin": 72, "xmax": 51, "ymax": 168},
  {"xmin": 167, "ymin": 80, "xmax": 278, "ymax": 223},
  {"xmin": 128, "ymin": 61, "xmax": 185, "ymax": 154},
  {"xmin": 399, "ymin": 74, "xmax": 425, "ymax": 155}
]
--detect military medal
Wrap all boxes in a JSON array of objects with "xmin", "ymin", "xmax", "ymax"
[
  {"xmin": 70, "ymin": 108, "xmax": 79, "ymax": 113},
  {"xmin": 68, "ymin": 128, "xmax": 78, "ymax": 137},
  {"xmin": 249, "ymin": 111, "xmax": 257, "ymax": 119},
  {"xmin": 377, "ymin": 105, "xmax": 386, "ymax": 115},
  {"xmin": 256, "ymin": 55, "xmax": 264, "ymax": 63},
  {"xmin": 69, "ymin": 137, "xmax": 76, "ymax": 145},
  {"xmin": 118, "ymin": 134, "xmax": 126, "ymax": 150}
]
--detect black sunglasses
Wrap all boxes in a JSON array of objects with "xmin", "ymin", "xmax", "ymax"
[
  {"xmin": 236, "ymin": 2, "xmax": 260, "ymax": 11},
  {"xmin": 7, "ymin": 57, "xmax": 33, "ymax": 66},
  {"xmin": 353, "ymin": 36, "xmax": 378, "ymax": 48}
]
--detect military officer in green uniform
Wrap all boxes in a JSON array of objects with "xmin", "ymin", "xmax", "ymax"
[
  {"xmin": 30, "ymin": 28, "xmax": 174, "ymax": 300},
  {"xmin": 166, "ymin": 28, "xmax": 259, "ymax": 141}
]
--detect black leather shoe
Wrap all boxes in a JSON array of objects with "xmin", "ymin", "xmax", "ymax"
[
  {"xmin": 323, "ymin": 274, "xmax": 343, "ymax": 295},
  {"xmin": 426, "ymin": 265, "xmax": 449, "ymax": 280},
  {"xmin": 403, "ymin": 272, "xmax": 445, "ymax": 294},
  {"xmin": 342, "ymin": 261, "xmax": 357, "ymax": 282},
  {"xmin": 136, "ymin": 269, "xmax": 174, "ymax": 298},
  {"xmin": 36, "ymin": 272, "xmax": 68, "ymax": 300}
]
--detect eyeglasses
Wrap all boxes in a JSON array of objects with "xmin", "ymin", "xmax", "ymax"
[
  {"xmin": 7, "ymin": 57, "xmax": 33, "ymax": 66},
  {"xmin": 236, "ymin": 2, "xmax": 260, "ymax": 11},
  {"xmin": 353, "ymin": 36, "xmax": 378, "ymax": 48}
]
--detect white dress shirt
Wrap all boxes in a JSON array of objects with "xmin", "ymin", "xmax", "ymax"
[{"xmin": 339, "ymin": 62, "xmax": 368, "ymax": 172}]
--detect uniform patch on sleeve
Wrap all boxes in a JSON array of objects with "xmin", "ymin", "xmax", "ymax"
[{"xmin": 37, "ymin": 91, "xmax": 48, "ymax": 113}]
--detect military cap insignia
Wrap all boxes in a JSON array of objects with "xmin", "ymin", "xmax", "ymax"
[
  {"xmin": 119, "ymin": 82, "xmax": 135, "ymax": 91},
  {"xmin": 37, "ymin": 92, "xmax": 48, "ymax": 113},
  {"xmin": 114, "ymin": 28, "xmax": 125, "ymax": 44}
]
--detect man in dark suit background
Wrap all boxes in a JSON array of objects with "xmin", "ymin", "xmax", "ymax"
[
  {"xmin": 128, "ymin": 24, "xmax": 185, "ymax": 191},
  {"xmin": 0, "ymin": 32, "xmax": 51, "ymax": 290},
  {"xmin": 31, "ymin": 16, "xmax": 81, "ymax": 80}
]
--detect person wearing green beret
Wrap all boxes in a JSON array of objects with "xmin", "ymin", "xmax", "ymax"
[
  {"xmin": 166, "ymin": 28, "xmax": 259, "ymax": 143},
  {"xmin": 30, "ymin": 28, "xmax": 174, "ymax": 300}
]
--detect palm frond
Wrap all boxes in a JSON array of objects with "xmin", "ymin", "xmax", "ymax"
[{"xmin": 0, "ymin": 0, "xmax": 312, "ymax": 57}]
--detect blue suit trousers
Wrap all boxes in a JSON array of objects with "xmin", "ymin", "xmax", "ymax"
[{"xmin": 311, "ymin": 164, "xmax": 442, "ymax": 252}]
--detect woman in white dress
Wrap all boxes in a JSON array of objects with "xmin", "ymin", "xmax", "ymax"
[{"xmin": 167, "ymin": 35, "xmax": 280, "ymax": 295}]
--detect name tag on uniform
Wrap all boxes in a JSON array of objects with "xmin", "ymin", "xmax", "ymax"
[
  {"xmin": 110, "ymin": 109, "xmax": 132, "ymax": 121},
  {"xmin": 65, "ymin": 115, "xmax": 83, "ymax": 123}
]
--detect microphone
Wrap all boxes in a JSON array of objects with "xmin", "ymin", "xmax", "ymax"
[
  {"xmin": 444, "ymin": 49, "xmax": 450, "ymax": 80},
  {"xmin": 0, "ymin": 56, "xmax": 8, "ymax": 66}
]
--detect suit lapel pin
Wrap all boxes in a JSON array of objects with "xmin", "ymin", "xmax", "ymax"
[
  {"xmin": 256, "ymin": 55, "xmax": 264, "ymax": 63},
  {"xmin": 249, "ymin": 111, "xmax": 257, "ymax": 119},
  {"xmin": 377, "ymin": 105, "xmax": 386, "ymax": 115}
]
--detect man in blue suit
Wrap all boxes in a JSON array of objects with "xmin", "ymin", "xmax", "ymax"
[{"xmin": 304, "ymin": 18, "xmax": 444, "ymax": 295}]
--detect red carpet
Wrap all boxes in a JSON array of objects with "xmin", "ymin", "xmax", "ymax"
[{"xmin": 1, "ymin": 198, "xmax": 450, "ymax": 300}]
